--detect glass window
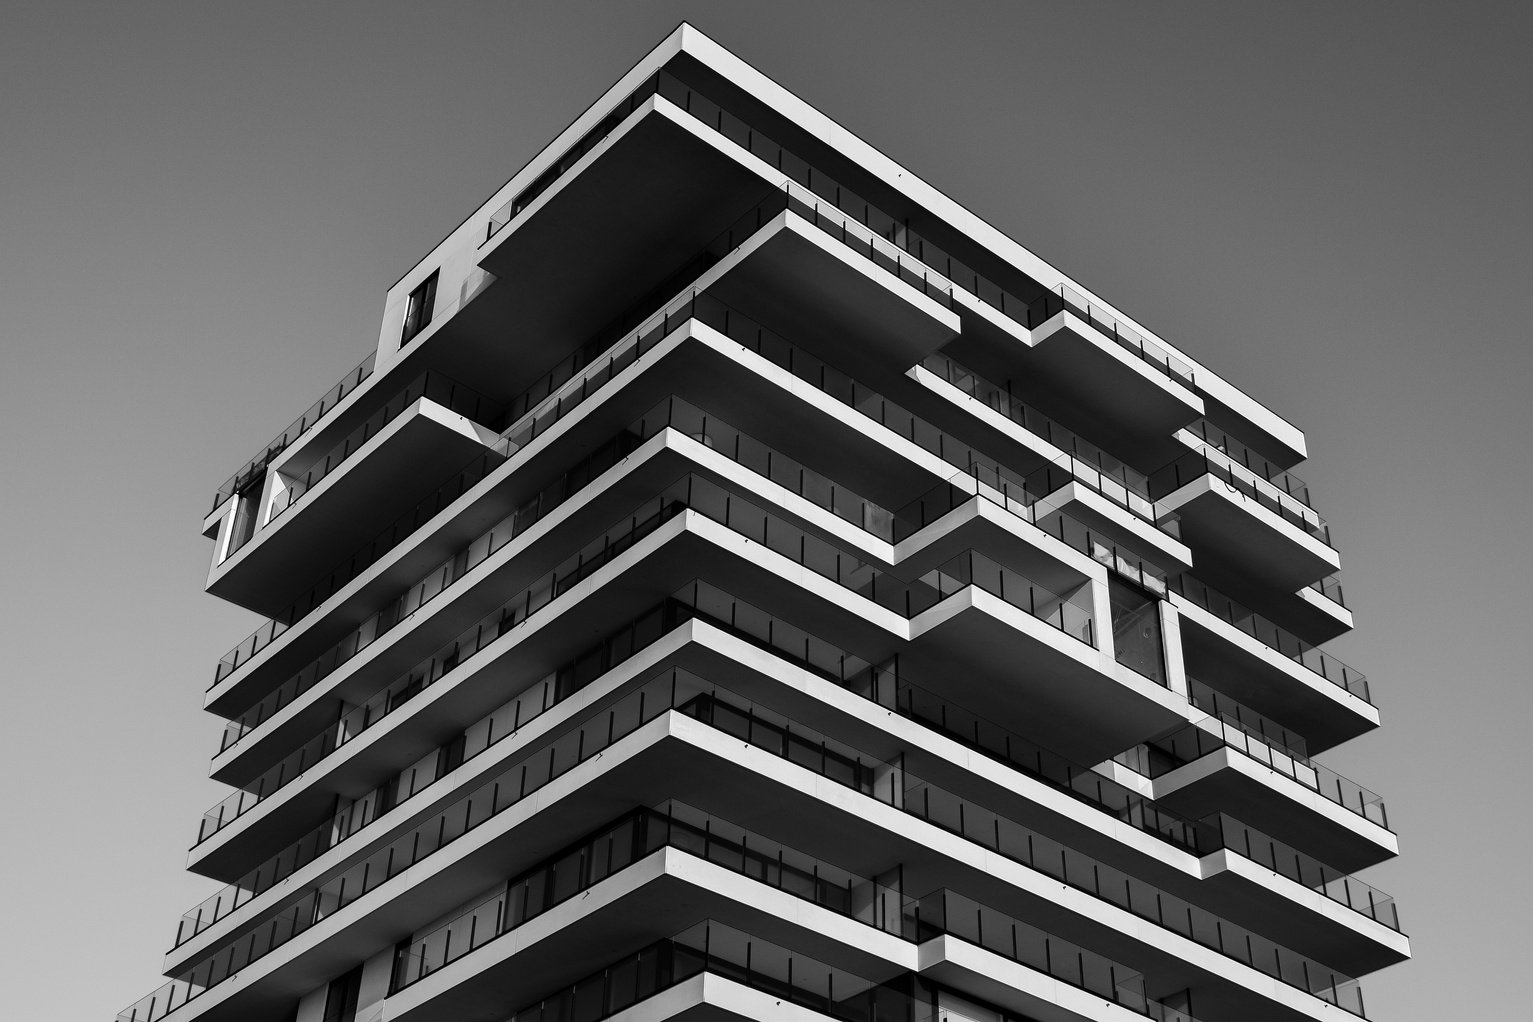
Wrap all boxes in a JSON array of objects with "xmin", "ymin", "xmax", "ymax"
[{"xmin": 401, "ymin": 271, "xmax": 439, "ymax": 346}]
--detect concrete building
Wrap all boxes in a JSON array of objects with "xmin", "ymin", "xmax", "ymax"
[{"xmin": 119, "ymin": 24, "xmax": 1406, "ymax": 1022}]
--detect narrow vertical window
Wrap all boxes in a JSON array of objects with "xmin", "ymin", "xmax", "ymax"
[
  {"xmin": 400, "ymin": 271, "xmax": 438, "ymax": 347},
  {"xmin": 321, "ymin": 965, "xmax": 363, "ymax": 1022}
]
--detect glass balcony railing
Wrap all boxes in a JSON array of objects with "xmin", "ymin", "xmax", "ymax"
[
  {"xmin": 392, "ymin": 801, "xmax": 906, "ymax": 991},
  {"xmin": 491, "ymin": 921, "xmax": 923, "ymax": 1022},
  {"xmin": 655, "ymin": 291, "xmax": 1170, "ymax": 590},
  {"xmin": 210, "ymin": 351, "xmax": 376, "ymax": 514},
  {"xmin": 663, "ymin": 79, "xmax": 1195, "ymax": 388},
  {"xmin": 216, "ymin": 358, "xmax": 1105, "ymax": 746},
  {"xmin": 925, "ymin": 550, "xmax": 1095, "ymax": 643},
  {"xmin": 1186, "ymin": 676, "xmax": 1310, "ymax": 756},
  {"xmin": 209, "ymin": 285, "xmax": 716, "ymax": 689},
  {"xmin": 181, "ymin": 599, "xmax": 714, "ymax": 947},
  {"xmin": 486, "ymin": 71, "xmax": 1196, "ymax": 390},
  {"xmin": 191, "ymin": 594, "xmax": 693, "ymax": 877},
  {"xmin": 1168, "ymin": 575, "xmax": 1371, "ymax": 704},
  {"xmin": 925, "ymin": 350, "xmax": 1335, "ymax": 567},
  {"xmin": 1306, "ymin": 574, "xmax": 1347, "ymax": 611},
  {"xmin": 146, "ymin": 666, "xmax": 1368, "ymax": 1022},
  {"xmin": 1150, "ymin": 448, "xmax": 1332, "ymax": 547},
  {"xmin": 215, "ymin": 211, "xmax": 1165, "ymax": 692},
  {"xmin": 198, "ymin": 478, "xmax": 687, "ymax": 843},
  {"xmin": 212, "ymin": 427, "xmax": 649, "ymax": 731},
  {"xmin": 678, "ymin": 582, "xmax": 1396, "ymax": 932},
  {"xmin": 198, "ymin": 464, "xmax": 1091, "ymax": 854},
  {"xmin": 1148, "ymin": 679, "xmax": 1390, "ymax": 832},
  {"xmin": 259, "ymin": 372, "xmax": 501, "ymax": 530},
  {"xmin": 909, "ymin": 890, "xmax": 1202, "ymax": 1022},
  {"xmin": 690, "ymin": 691, "xmax": 1368, "ymax": 1015},
  {"xmin": 1217, "ymin": 816, "xmax": 1397, "ymax": 927},
  {"xmin": 135, "ymin": 670, "xmax": 709, "ymax": 1022},
  {"xmin": 213, "ymin": 393, "xmax": 904, "ymax": 755},
  {"xmin": 920, "ymin": 350, "xmax": 1153, "ymax": 497},
  {"xmin": 1185, "ymin": 419, "xmax": 1312, "ymax": 509},
  {"xmin": 397, "ymin": 833, "xmax": 1199, "ymax": 1022},
  {"xmin": 894, "ymin": 468, "xmax": 1169, "ymax": 596}
]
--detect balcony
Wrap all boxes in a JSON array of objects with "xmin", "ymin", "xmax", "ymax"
[
  {"xmin": 1150, "ymin": 448, "xmax": 1339, "ymax": 594},
  {"xmin": 477, "ymin": 66, "xmax": 1208, "ymax": 457},
  {"xmin": 1131, "ymin": 681, "xmax": 1396, "ymax": 873},
  {"xmin": 154, "ymin": 669, "xmax": 1373, "ymax": 1022},
  {"xmin": 207, "ymin": 350, "xmax": 375, "ymax": 516},
  {"xmin": 1169, "ymin": 575, "xmax": 1376, "ymax": 753},
  {"xmin": 1183, "ymin": 419, "xmax": 1315, "ymax": 508},
  {"xmin": 911, "ymin": 352, "xmax": 1191, "ymax": 576},
  {"xmin": 203, "ymin": 284, "xmax": 1145, "ymax": 715},
  {"xmin": 641, "ymin": 74, "xmax": 1204, "ymax": 444},
  {"xmin": 193, "ymin": 573, "xmax": 1400, "ymax": 973},
  {"xmin": 203, "ymin": 292, "xmax": 745, "ymax": 713},
  {"xmin": 396, "ymin": 923, "xmax": 918, "ymax": 1022},
  {"xmin": 1285, "ymin": 575, "xmax": 1354, "ymax": 644},
  {"xmin": 191, "ymin": 463, "xmax": 1110, "ymax": 874},
  {"xmin": 210, "ymin": 372, "xmax": 506, "ymax": 614},
  {"xmin": 701, "ymin": 187, "xmax": 960, "ymax": 376},
  {"xmin": 1017, "ymin": 286, "xmax": 1204, "ymax": 458}
]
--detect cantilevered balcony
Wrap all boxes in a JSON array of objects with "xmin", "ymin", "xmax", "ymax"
[
  {"xmin": 1014, "ymin": 286, "xmax": 1204, "ymax": 460},
  {"xmin": 1128, "ymin": 681, "xmax": 1395, "ymax": 873},
  {"xmin": 199, "ymin": 288, "xmax": 1047, "ymax": 717},
  {"xmin": 1169, "ymin": 575, "xmax": 1376, "ymax": 753},
  {"xmin": 154, "ymin": 674, "xmax": 1375, "ymax": 1022},
  {"xmin": 1284, "ymin": 575, "xmax": 1354, "ymax": 644},
  {"xmin": 448, "ymin": 98, "xmax": 771, "ymax": 395},
  {"xmin": 206, "ymin": 351, "xmax": 376, "ymax": 519},
  {"xmin": 188, "ymin": 466, "xmax": 1093, "ymax": 873},
  {"xmin": 645, "ymin": 73, "xmax": 1204, "ymax": 450},
  {"xmin": 909, "ymin": 351, "xmax": 1191, "ymax": 577},
  {"xmin": 397, "ymin": 923, "xmax": 916, "ymax": 1022},
  {"xmin": 1151, "ymin": 448, "xmax": 1339, "ymax": 594},
  {"xmin": 210, "ymin": 372, "xmax": 506, "ymax": 614},
  {"xmin": 475, "ymin": 64, "xmax": 1203, "ymax": 460},
  {"xmin": 180, "ymin": 575, "xmax": 1402, "ymax": 987}
]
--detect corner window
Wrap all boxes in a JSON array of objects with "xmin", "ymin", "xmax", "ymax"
[{"xmin": 400, "ymin": 271, "xmax": 438, "ymax": 347}]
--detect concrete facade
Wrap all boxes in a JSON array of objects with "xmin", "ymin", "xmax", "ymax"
[{"xmin": 128, "ymin": 24, "xmax": 1405, "ymax": 1022}]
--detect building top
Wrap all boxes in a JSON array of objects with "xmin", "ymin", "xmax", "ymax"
[{"xmin": 375, "ymin": 23, "xmax": 1305, "ymax": 465}]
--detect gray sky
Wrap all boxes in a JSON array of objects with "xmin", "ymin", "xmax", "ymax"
[{"xmin": 2, "ymin": 2, "xmax": 1527, "ymax": 1019}]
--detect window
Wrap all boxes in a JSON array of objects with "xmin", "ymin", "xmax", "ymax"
[
  {"xmin": 400, "ymin": 271, "xmax": 438, "ymax": 347},
  {"xmin": 1108, "ymin": 577, "xmax": 1165, "ymax": 685},
  {"xmin": 321, "ymin": 965, "xmax": 362, "ymax": 1022}
]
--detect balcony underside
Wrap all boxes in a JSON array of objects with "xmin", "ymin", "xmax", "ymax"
[
  {"xmin": 901, "ymin": 592, "xmax": 1185, "ymax": 766},
  {"xmin": 889, "ymin": 496, "xmax": 1099, "ymax": 594},
  {"xmin": 402, "ymin": 101, "xmax": 772, "ymax": 404},
  {"xmin": 1032, "ymin": 481, "xmax": 1192, "ymax": 576},
  {"xmin": 188, "ymin": 616, "xmax": 1404, "ymax": 983},
  {"xmin": 401, "ymin": 973, "xmax": 891, "ymax": 1022},
  {"xmin": 1151, "ymin": 749, "xmax": 1398, "ymax": 875},
  {"xmin": 1277, "ymin": 585, "xmax": 1354, "ymax": 645},
  {"xmin": 1022, "ymin": 312, "xmax": 1204, "ymax": 465},
  {"xmin": 209, "ymin": 401, "xmax": 504, "ymax": 615},
  {"xmin": 1158, "ymin": 475, "xmax": 1339, "ymax": 594},
  {"xmin": 172, "ymin": 718, "xmax": 1358, "ymax": 1022},
  {"xmin": 203, "ymin": 305, "xmax": 1005, "ymax": 721},
  {"xmin": 1177, "ymin": 611, "xmax": 1376, "ymax": 755},
  {"xmin": 704, "ymin": 211, "xmax": 960, "ymax": 382}
]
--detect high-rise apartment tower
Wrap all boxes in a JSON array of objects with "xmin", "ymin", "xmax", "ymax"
[{"xmin": 120, "ymin": 24, "xmax": 1407, "ymax": 1022}]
